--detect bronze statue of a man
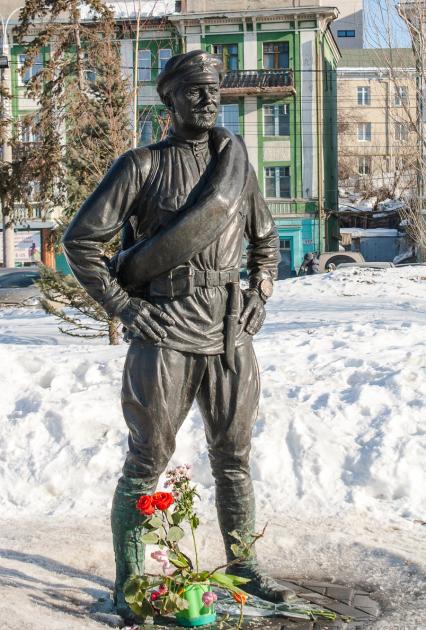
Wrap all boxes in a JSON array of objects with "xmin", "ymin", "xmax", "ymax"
[{"xmin": 63, "ymin": 50, "xmax": 292, "ymax": 623}]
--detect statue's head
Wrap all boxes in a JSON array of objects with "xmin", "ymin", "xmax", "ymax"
[{"xmin": 157, "ymin": 50, "xmax": 223, "ymax": 133}]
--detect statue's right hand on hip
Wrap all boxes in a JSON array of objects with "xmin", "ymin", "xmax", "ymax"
[{"xmin": 117, "ymin": 298, "xmax": 175, "ymax": 343}]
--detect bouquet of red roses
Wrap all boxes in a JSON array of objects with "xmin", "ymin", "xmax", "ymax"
[{"xmin": 124, "ymin": 465, "xmax": 257, "ymax": 628}]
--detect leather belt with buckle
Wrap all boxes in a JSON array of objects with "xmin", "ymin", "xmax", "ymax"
[{"xmin": 148, "ymin": 265, "xmax": 239, "ymax": 298}]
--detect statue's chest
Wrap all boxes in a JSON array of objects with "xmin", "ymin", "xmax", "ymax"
[{"xmin": 134, "ymin": 145, "xmax": 213, "ymax": 237}]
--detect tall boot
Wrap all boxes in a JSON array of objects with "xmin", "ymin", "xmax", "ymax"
[
  {"xmin": 111, "ymin": 475, "xmax": 156, "ymax": 623},
  {"xmin": 216, "ymin": 472, "xmax": 296, "ymax": 603}
]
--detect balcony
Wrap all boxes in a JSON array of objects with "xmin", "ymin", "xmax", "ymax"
[
  {"xmin": 221, "ymin": 69, "xmax": 295, "ymax": 96},
  {"xmin": 267, "ymin": 200, "xmax": 318, "ymax": 215}
]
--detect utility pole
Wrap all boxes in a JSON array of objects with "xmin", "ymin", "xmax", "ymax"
[
  {"xmin": 132, "ymin": 0, "xmax": 142, "ymax": 149},
  {"xmin": 1, "ymin": 7, "xmax": 22, "ymax": 268}
]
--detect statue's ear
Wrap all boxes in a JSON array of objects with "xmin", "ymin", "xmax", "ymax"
[{"xmin": 163, "ymin": 93, "xmax": 175, "ymax": 113}]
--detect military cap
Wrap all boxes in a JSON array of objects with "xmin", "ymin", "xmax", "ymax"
[{"xmin": 157, "ymin": 50, "xmax": 224, "ymax": 102}]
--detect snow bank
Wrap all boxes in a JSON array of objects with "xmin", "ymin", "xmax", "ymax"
[{"xmin": 0, "ymin": 266, "xmax": 425, "ymax": 522}]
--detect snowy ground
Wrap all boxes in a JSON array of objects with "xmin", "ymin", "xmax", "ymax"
[{"xmin": 0, "ymin": 266, "xmax": 425, "ymax": 629}]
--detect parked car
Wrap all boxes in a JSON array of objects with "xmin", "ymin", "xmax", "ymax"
[
  {"xmin": 317, "ymin": 251, "xmax": 365, "ymax": 272},
  {"xmin": 0, "ymin": 267, "xmax": 42, "ymax": 307}
]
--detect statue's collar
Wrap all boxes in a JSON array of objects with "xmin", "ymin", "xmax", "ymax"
[{"xmin": 167, "ymin": 127, "xmax": 232, "ymax": 154}]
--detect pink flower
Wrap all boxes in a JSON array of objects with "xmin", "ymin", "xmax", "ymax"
[
  {"xmin": 158, "ymin": 584, "xmax": 168, "ymax": 595},
  {"xmin": 151, "ymin": 550, "xmax": 168, "ymax": 563},
  {"xmin": 202, "ymin": 591, "xmax": 218, "ymax": 606},
  {"xmin": 151, "ymin": 591, "xmax": 160, "ymax": 602},
  {"xmin": 162, "ymin": 560, "xmax": 173, "ymax": 574}
]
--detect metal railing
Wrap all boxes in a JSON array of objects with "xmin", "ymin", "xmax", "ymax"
[
  {"xmin": 267, "ymin": 200, "xmax": 318, "ymax": 216},
  {"xmin": 221, "ymin": 68, "xmax": 294, "ymax": 94}
]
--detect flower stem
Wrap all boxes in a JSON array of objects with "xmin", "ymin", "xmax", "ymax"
[
  {"xmin": 236, "ymin": 602, "xmax": 244, "ymax": 630},
  {"xmin": 190, "ymin": 523, "xmax": 199, "ymax": 574}
]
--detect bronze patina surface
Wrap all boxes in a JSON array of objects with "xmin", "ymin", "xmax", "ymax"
[{"xmin": 63, "ymin": 50, "xmax": 285, "ymax": 623}]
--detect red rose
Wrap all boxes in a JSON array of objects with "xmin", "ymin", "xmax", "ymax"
[
  {"xmin": 152, "ymin": 491, "xmax": 174, "ymax": 511},
  {"xmin": 136, "ymin": 494, "xmax": 155, "ymax": 515}
]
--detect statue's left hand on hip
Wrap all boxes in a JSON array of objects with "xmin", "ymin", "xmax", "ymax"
[{"xmin": 239, "ymin": 289, "xmax": 266, "ymax": 335}]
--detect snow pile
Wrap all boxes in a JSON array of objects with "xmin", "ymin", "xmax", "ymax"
[{"xmin": 0, "ymin": 266, "xmax": 425, "ymax": 522}]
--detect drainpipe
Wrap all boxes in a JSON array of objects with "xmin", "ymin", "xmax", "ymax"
[{"xmin": 315, "ymin": 28, "xmax": 324, "ymax": 253}]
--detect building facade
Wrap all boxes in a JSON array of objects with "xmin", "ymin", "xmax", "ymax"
[
  {"xmin": 337, "ymin": 48, "xmax": 417, "ymax": 199},
  {"xmin": 329, "ymin": 0, "xmax": 363, "ymax": 49},
  {"xmin": 2, "ymin": 0, "xmax": 340, "ymax": 274}
]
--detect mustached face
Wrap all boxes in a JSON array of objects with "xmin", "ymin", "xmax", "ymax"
[{"xmin": 168, "ymin": 81, "xmax": 220, "ymax": 132}]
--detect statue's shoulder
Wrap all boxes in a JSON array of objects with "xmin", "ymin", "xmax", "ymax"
[{"xmin": 127, "ymin": 140, "xmax": 170, "ymax": 185}]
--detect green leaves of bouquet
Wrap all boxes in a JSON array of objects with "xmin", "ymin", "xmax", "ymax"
[{"xmin": 123, "ymin": 465, "xmax": 260, "ymax": 624}]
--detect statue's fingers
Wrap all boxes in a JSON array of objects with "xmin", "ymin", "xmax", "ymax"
[
  {"xmin": 145, "ymin": 316, "xmax": 168, "ymax": 339},
  {"xmin": 147, "ymin": 304, "xmax": 175, "ymax": 326},
  {"xmin": 239, "ymin": 296, "xmax": 257, "ymax": 324},
  {"xmin": 133, "ymin": 317, "xmax": 162, "ymax": 343},
  {"xmin": 246, "ymin": 306, "xmax": 265, "ymax": 335}
]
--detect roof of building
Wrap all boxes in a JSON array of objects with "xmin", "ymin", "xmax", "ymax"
[
  {"xmin": 338, "ymin": 48, "xmax": 415, "ymax": 69},
  {"xmin": 82, "ymin": 1, "xmax": 177, "ymax": 19}
]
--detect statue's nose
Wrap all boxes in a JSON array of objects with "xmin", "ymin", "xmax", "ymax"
[{"xmin": 200, "ymin": 87, "xmax": 213, "ymax": 103}]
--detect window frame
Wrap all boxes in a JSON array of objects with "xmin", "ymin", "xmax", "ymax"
[
  {"xmin": 263, "ymin": 42, "xmax": 290, "ymax": 70},
  {"xmin": 158, "ymin": 48, "xmax": 172, "ymax": 72},
  {"xmin": 337, "ymin": 30, "xmax": 356, "ymax": 37},
  {"xmin": 263, "ymin": 103, "xmax": 290, "ymax": 137},
  {"xmin": 212, "ymin": 43, "xmax": 239, "ymax": 71},
  {"xmin": 357, "ymin": 122, "xmax": 372, "ymax": 142},
  {"xmin": 216, "ymin": 103, "xmax": 240, "ymax": 135},
  {"xmin": 358, "ymin": 156, "xmax": 371, "ymax": 175},
  {"xmin": 264, "ymin": 165, "xmax": 291, "ymax": 199},
  {"xmin": 357, "ymin": 86, "xmax": 371, "ymax": 106},
  {"xmin": 138, "ymin": 49, "xmax": 152, "ymax": 82},
  {"xmin": 394, "ymin": 86, "xmax": 408, "ymax": 107},
  {"xmin": 17, "ymin": 53, "xmax": 43, "ymax": 86},
  {"xmin": 394, "ymin": 122, "xmax": 409, "ymax": 141}
]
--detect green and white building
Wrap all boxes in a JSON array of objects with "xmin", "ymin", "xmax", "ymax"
[
  {"xmin": 122, "ymin": 0, "xmax": 340, "ymax": 275},
  {"xmin": 2, "ymin": 0, "xmax": 341, "ymax": 273}
]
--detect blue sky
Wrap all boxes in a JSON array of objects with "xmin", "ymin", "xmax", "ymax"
[{"xmin": 363, "ymin": 0, "xmax": 411, "ymax": 48}]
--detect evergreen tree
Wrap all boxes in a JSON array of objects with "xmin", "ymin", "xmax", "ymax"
[
  {"xmin": 1, "ymin": 74, "xmax": 37, "ymax": 263},
  {"xmin": 15, "ymin": 0, "xmax": 132, "ymax": 344}
]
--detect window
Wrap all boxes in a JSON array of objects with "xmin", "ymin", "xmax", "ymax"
[
  {"xmin": 337, "ymin": 30, "xmax": 355, "ymax": 37},
  {"xmin": 212, "ymin": 44, "xmax": 238, "ymax": 71},
  {"xmin": 30, "ymin": 181, "xmax": 40, "ymax": 198},
  {"xmin": 84, "ymin": 68, "xmax": 97, "ymax": 82},
  {"xmin": 264, "ymin": 104, "xmax": 290, "ymax": 136},
  {"xmin": 265, "ymin": 166, "xmax": 291, "ymax": 198},
  {"xmin": 395, "ymin": 122, "xmax": 409, "ymax": 141},
  {"xmin": 357, "ymin": 86, "xmax": 370, "ymax": 106},
  {"xmin": 395, "ymin": 86, "xmax": 408, "ymax": 107},
  {"xmin": 138, "ymin": 49, "xmax": 151, "ymax": 82},
  {"xmin": 18, "ymin": 53, "xmax": 43, "ymax": 85},
  {"xmin": 158, "ymin": 48, "xmax": 172, "ymax": 72},
  {"xmin": 19, "ymin": 119, "xmax": 39, "ymax": 143},
  {"xmin": 216, "ymin": 103, "xmax": 240, "ymax": 134},
  {"xmin": 358, "ymin": 156, "xmax": 371, "ymax": 175},
  {"xmin": 139, "ymin": 113, "xmax": 152, "ymax": 146},
  {"xmin": 357, "ymin": 122, "xmax": 371, "ymax": 141},
  {"xmin": 263, "ymin": 43, "xmax": 289, "ymax": 69}
]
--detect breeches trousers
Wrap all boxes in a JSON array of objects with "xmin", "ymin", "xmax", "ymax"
[{"xmin": 122, "ymin": 339, "xmax": 260, "ymax": 480}]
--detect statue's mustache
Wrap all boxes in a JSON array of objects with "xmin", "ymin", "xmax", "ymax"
[{"xmin": 194, "ymin": 107, "xmax": 217, "ymax": 114}]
